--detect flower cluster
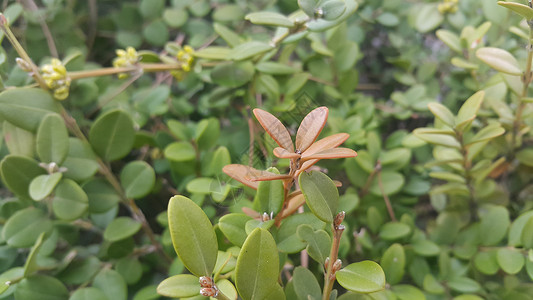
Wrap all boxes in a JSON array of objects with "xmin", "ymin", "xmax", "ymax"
[
  {"xmin": 171, "ymin": 45, "xmax": 195, "ymax": 81},
  {"xmin": 438, "ymin": 0, "xmax": 458, "ymax": 14},
  {"xmin": 41, "ymin": 58, "xmax": 71, "ymax": 100},
  {"xmin": 112, "ymin": 47, "xmax": 139, "ymax": 79}
]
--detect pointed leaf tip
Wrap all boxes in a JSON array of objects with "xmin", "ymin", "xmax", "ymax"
[
  {"xmin": 296, "ymin": 107, "xmax": 329, "ymax": 153},
  {"xmin": 253, "ymin": 109, "xmax": 294, "ymax": 151}
]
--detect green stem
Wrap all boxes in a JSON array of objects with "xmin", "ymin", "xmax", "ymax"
[
  {"xmin": 215, "ymin": 290, "xmax": 231, "ymax": 300},
  {"xmin": 68, "ymin": 63, "xmax": 182, "ymax": 79},
  {"xmin": 322, "ymin": 212, "xmax": 345, "ymax": 300}
]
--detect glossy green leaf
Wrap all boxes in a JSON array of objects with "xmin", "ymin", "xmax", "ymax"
[
  {"xmin": 14, "ymin": 274, "xmax": 68, "ymax": 300},
  {"xmin": 516, "ymin": 148, "xmax": 533, "ymax": 167},
  {"xmin": 164, "ymin": 141, "xmax": 196, "ymax": 162},
  {"xmin": 163, "ymin": 8, "xmax": 188, "ymax": 28},
  {"xmin": 455, "ymin": 91, "xmax": 485, "ymax": 131},
  {"xmin": 292, "ymin": 266, "xmax": 321, "ymax": 300},
  {"xmin": 120, "ymin": 161, "xmax": 155, "ymax": 199},
  {"xmin": 229, "ymin": 41, "xmax": 274, "ymax": 61},
  {"xmin": 476, "ymin": 47, "xmax": 522, "ymax": 75},
  {"xmin": 156, "ymin": 274, "xmax": 199, "ymax": 298},
  {"xmin": 245, "ymin": 12, "xmax": 294, "ymax": 27},
  {"xmin": 451, "ymin": 57, "xmax": 479, "ymax": 69},
  {"xmin": 103, "ymin": 217, "xmax": 142, "ymax": 242},
  {"xmin": 168, "ymin": 196, "xmax": 218, "ymax": 277},
  {"xmin": 245, "ymin": 219, "xmax": 275, "ymax": 235},
  {"xmin": 413, "ymin": 128, "xmax": 461, "ymax": 148},
  {"xmin": 92, "ymin": 269, "xmax": 127, "ymax": 300},
  {"xmin": 2, "ymin": 207, "xmax": 53, "ymax": 248},
  {"xmin": 255, "ymin": 167, "xmax": 284, "ymax": 214},
  {"xmin": 236, "ymin": 228, "xmax": 279, "ymax": 300},
  {"xmin": 0, "ymin": 267, "xmax": 23, "ymax": 298},
  {"xmin": 297, "ymin": 224, "xmax": 331, "ymax": 264},
  {"xmin": 193, "ymin": 46, "xmax": 231, "ymax": 60},
  {"xmin": 29, "ymin": 173, "xmax": 62, "ymax": 201},
  {"xmin": 3, "ymin": 121, "xmax": 35, "ymax": 157},
  {"xmin": 498, "ymin": 1, "xmax": 533, "ymax": 20},
  {"xmin": 447, "ymin": 277, "xmax": 480, "ymax": 293},
  {"xmin": 57, "ymin": 256, "xmax": 102, "ymax": 285},
  {"xmin": 369, "ymin": 171, "xmax": 405, "ymax": 196},
  {"xmin": 411, "ymin": 239, "xmax": 440, "ymax": 256},
  {"xmin": 186, "ymin": 177, "xmax": 214, "ymax": 194},
  {"xmin": 299, "ymin": 171, "xmax": 339, "ymax": 223},
  {"xmin": 413, "ymin": 4, "xmax": 443, "ymax": 33},
  {"xmin": 62, "ymin": 138, "xmax": 99, "ymax": 181},
  {"xmin": 423, "ymin": 273, "xmax": 445, "ymax": 294},
  {"xmin": 322, "ymin": 0, "xmax": 346, "ymax": 20},
  {"xmin": 379, "ymin": 222, "xmax": 411, "ymax": 241},
  {"xmin": 298, "ymin": 0, "xmax": 320, "ymax": 17},
  {"xmin": 381, "ymin": 243, "xmax": 405, "ymax": 285},
  {"xmin": 89, "ymin": 110, "xmax": 135, "ymax": 161},
  {"xmin": 211, "ymin": 61, "xmax": 255, "ymax": 88},
  {"xmin": 36, "ymin": 114, "xmax": 69, "ymax": 164},
  {"xmin": 497, "ymin": 247, "xmax": 524, "ymax": 274},
  {"xmin": 203, "ymin": 146, "xmax": 231, "ymax": 176},
  {"xmin": 116, "ymin": 257, "xmax": 142, "ymax": 284},
  {"xmin": 428, "ymin": 102, "xmax": 455, "ymax": 127},
  {"xmin": 256, "ymin": 62, "xmax": 299, "ymax": 75},
  {"xmin": 213, "ymin": 23, "xmax": 242, "ymax": 47},
  {"xmin": 509, "ymin": 211, "xmax": 533, "ymax": 246},
  {"xmin": 336, "ymin": 261, "xmax": 386, "ymax": 293},
  {"xmin": 70, "ymin": 288, "xmax": 108, "ymax": 300},
  {"xmin": 480, "ymin": 205, "xmax": 510, "ymax": 246},
  {"xmin": 474, "ymin": 251, "xmax": 499, "ymax": 275},
  {"xmin": 0, "ymin": 88, "xmax": 60, "ymax": 132},
  {"xmin": 466, "ymin": 123, "xmax": 505, "ymax": 145},
  {"xmin": 53, "ymin": 179, "xmax": 89, "ymax": 220},
  {"xmin": 0, "ymin": 155, "xmax": 46, "ymax": 199},
  {"xmin": 195, "ymin": 118, "xmax": 220, "ymax": 150}
]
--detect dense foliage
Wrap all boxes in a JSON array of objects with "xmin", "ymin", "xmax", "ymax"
[{"xmin": 0, "ymin": 0, "xmax": 532, "ymax": 299}]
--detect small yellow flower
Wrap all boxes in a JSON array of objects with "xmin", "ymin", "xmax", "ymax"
[
  {"xmin": 113, "ymin": 47, "xmax": 140, "ymax": 79},
  {"xmin": 176, "ymin": 45, "xmax": 195, "ymax": 73},
  {"xmin": 41, "ymin": 58, "xmax": 71, "ymax": 100},
  {"xmin": 438, "ymin": 0, "xmax": 459, "ymax": 14}
]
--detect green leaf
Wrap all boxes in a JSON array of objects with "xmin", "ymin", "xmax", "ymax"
[
  {"xmin": 297, "ymin": 224, "xmax": 331, "ymax": 264},
  {"xmin": 211, "ymin": 61, "xmax": 255, "ymax": 88},
  {"xmin": 521, "ymin": 216, "xmax": 533, "ymax": 249},
  {"xmin": 52, "ymin": 179, "xmax": 89, "ymax": 220},
  {"xmin": 0, "ymin": 88, "xmax": 60, "ymax": 132},
  {"xmin": 497, "ymin": 247, "xmax": 524, "ymax": 274},
  {"xmin": 256, "ymin": 62, "xmax": 299, "ymax": 75},
  {"xmin": 0, "ymin": 155, "xmax": 46, "ymax": 199},
  {"xmin": 92, "ymin": 269, "xmax": 127, "ymax": 300},
  {"xmin": 369, "ymin": 171, "xmax": 405, "ymax": 196},
  {"xmin": 115, "ymin": 257, "xmax": 143, "ymax": 285},
  {"xmin": 516, "ymin": 148, "xmax": 533, "ymax": 167},
  {"xmin": 379, "ymin": 222, "xmax": 411, "ymax": 241},
  {"xmin": 381, "ymin": 243, "xmax": 405, "ymax": 285},
  {"xmin": 57, "ymin": 256, "xmax": 101, "ymax": 285},
  {"xmin": 236, "ymin": 228, "xmax": 279, "ymax": 300},
  {"xmin": 480, "ymin": 205, "xmax": 510, "ymax": 246},
  {"xmin": 84, "ymin": 179, "xmax": 120, "ymax": 213},
  {"xmin": 163, "ymin": 8, "xmax": 188, "ymax": 28},
  {"xmin": 203, "ymin": 146, "xmax": 231, "ymax": 176},
  {"xmin": 322, "ymin": 0, "xmax": 346, "ymax": 20},
  {"xmin": 423, "ymin": 274, "xmax": 445, "ymax": 294},
  {"xmin": 218, "ymin": 214, "xmax": 252, "ymax": 247},
  {"xmin": 455, "ymin": 91, "xmax": 485, "ymax": 131},
  {"xmin": 413, "ymin": 4, "xmax": 443, "ymax": 33},
  {"xmin": 195, "ymin": 118, "xmax": 220, "ymax": 150},
  {"xmin": 14, "ymin": 275, "xmax": 68, "ymax": 300},
  {"xmin": 498, "ymin": 1, "xmax": 533, "ymax": 20},
  {"xmin": 193, "ymin": 47, "xmax": 232, "ymax": 60},
  {"xmin": 22, "ymin": 232, "xmax": 45, "ymax": 277},
  {"xmin": 476, "ymin": 47, "xmax": 522, "ymax": 75},
  {"xmin": 143, "ymin": 20, "xmax": 169, "ymax": 46},
  {"xmin": 36, "ymin": 114, "xmax": 69, "ymax": 164},
  {"xmin": 428, "ymin": 102, "xmax": 455, "ymax": 127},
  {"xmin": 411, "ymin": 239, "xmax": 440, "ymax": 256},
  {"xmin": 255, "ymin": 167, "xmax": 284, "ymax": 214},
  {"xmin": 120, "ymin": 161, "xmax": 155, "ymax": 199},
  {"xmin": 245, "ymin": 12, "xmax": 294, "ymax": 27},
  {"xmin": 2, "ymin": 207, "xmax": 53, "ymax": 248},
  {"xmin": 391, "ymin": 285, "xmax": 425, "ymax": 300},
  {"xmin": 336, "ymin": 261, "xmax": 386, "ymax": 293},
  {"xmin": 466, "ymin": 123, "xmax": 505, "ymax": 145},
  {"xmin": 276, "ymin": 213, "xmax": 325, "ymax": 253},
  {"xmin": 413, "ymin": 129, "xmax": 461, "ymax": 148},
  {"xmin": 509, "ymin": 211, "xmax": 533, "ymax": 246},
  {"xmin": 3, "ymin": 121, "xmax": 35, "ymax": 157},
  {"xmin": 299, "ymin": 0, "xmax": 320, "ymax": 17},
  {"xmin": 89, "ymin": 110, "xmax": 135, "ymax": 161},
  {"xmin": 436, "ymin": 30, "xmax": 462, "ymax": 53},
  {"xmin": 164, "ymin": 141, "xmax": 196, "ymax": 162},
  {"xmin": 292, "ymin": 266, "xmax": 321, "ymax": 300},
  {"xmin": 104, "ymin": 217, "xmax": 142, "ymax": 242},
  {"xmin": 156, "ymin": 274, "xmax": 199, "ymax": 298},
  {"xmin": 299, "ymin": 171, "xmax": 339, "ymax": 223},
  {"xmin": 213, "ymin": 4, "xmax": 244, "ymax": 22},
  {"xmin": 213, "ymin": 23, "xmax": 242, "ymax": 47},
  {"xmin": 62, "ymin": 138, "xmax": 99, "ymax": 181},
  {"xmin": 29, "ymin": 173, "xmax": 62, "ymax": 201},
  {"xmin": 70, "ymin": 288, "xmax": 108, "ymax": 300},
  {"xmin": 451, "ymin": 57, "xmax": 479, "ymax": 70},
  {"xmin": 447, "ymin": 277, "xmax": 481, "ymax": 293},
  {"xmin": 229, "ymin": 41, "xmax": 274, "ymax": 61},
  {"xmin": 474, "ymin": 251, "xmax": 499, "ymax": 275},
  {"xmin": 168, "ymin": 196, "xmax": 218, "ymax": 277}
]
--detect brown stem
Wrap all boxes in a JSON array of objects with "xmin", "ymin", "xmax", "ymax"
[
  {"xmin": 377, "ymin": 170, "xmax": 396, "ymax": 222},
  {"xmin": 22, "ymin": 0, "xmax": 58, "ymax": 58},
  {"xmin": 322, "ymin": 212, "xmax": 345, "ymax": 300},
  {"xmin": 247, "ymin": 107, "xmax": 255, "ymax": 167},
  {"xmin": 68, "ymin": 63, "xmax": 182, "ymax": 79},
  {"xmin": 358, "ymin": 162, "xmax": 381, "ymax": 198}
]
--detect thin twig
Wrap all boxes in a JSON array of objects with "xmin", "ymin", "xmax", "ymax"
[
  {"xmin": 377, "ymin": 170, "xmax": 396, "ymax": 222},
  {"xmin": 22, "ymin": 0, "xmax": 58, "ymax": 58}
]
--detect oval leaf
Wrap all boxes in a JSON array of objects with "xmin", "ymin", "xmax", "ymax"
[
  {"xmin": 245, "ymin": 12, "xmax": 294, "ymax": 27},
  {"xmin": 120, "ymin": 161, "xmax": 155, "ymax": 199},
  {"xmin": 476, "ymin": 47, "xmax": 522, "ymax": 75},
  {"xmin": 29, "ymin": 173, "xmax": 62, "ymax": 201},
  {"xmin": 253, "ymin": 109, "xmax": 294, "ymax": 151},
  {"xmin": 168, "ymin": 196, "xmax": 218, "ymax": 277},
  {"xmin": 36, "ymin": 114, "xmax": 69, "ymax": 164},
  {"xmin": 157, "ymin": 274, "xmax": 200, "ymax": 298},
  {"xmin": 53, "ymin": 179, "xmax": 89, "ymax": 220},
  {"xmin": 0, "ymin": 155, "xmax": 46, "ymax": 199},
  {"xmin": 299, "ymin": 171, "xmax": 339, "ymax": 223},
  {"xmin": 295, "ymin": 107, "xmax": 328, "ymax": 153},
  {"xmin": 336, "ymin": 261, "xmax": 386, "ymax": 293},
  {"xmin": 104, "ymin": 217, "xmax": 142, "ymax": 242},
  {"xmin": 89, "ymin": 110, "xmax": 135, "ymax": 161}
]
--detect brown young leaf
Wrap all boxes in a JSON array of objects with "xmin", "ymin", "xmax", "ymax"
[
  {"xmin": 223, "ymin": 164, "xmax": 260, "ymax": 189},
  {"xmin": 301, "ymin": 147, "xmax": 357, "ymax": 161},
  {"xmin": 295, "ymin": 107, "xmax": 328, "ymax": 153},
  {"xmin": 279, "ymin": 194, "xmax": 306, "ymax": 219},
  {"xmin": 301, "ymin": 133, "xmax": 349, "ymax": 158},
  {"xmin": 253, "ymin": 109, "xmax": 294, "ymax": 151},
  {"xmin": 273, "ymin": 147, "xmax": 301, "ymax": 159}
]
